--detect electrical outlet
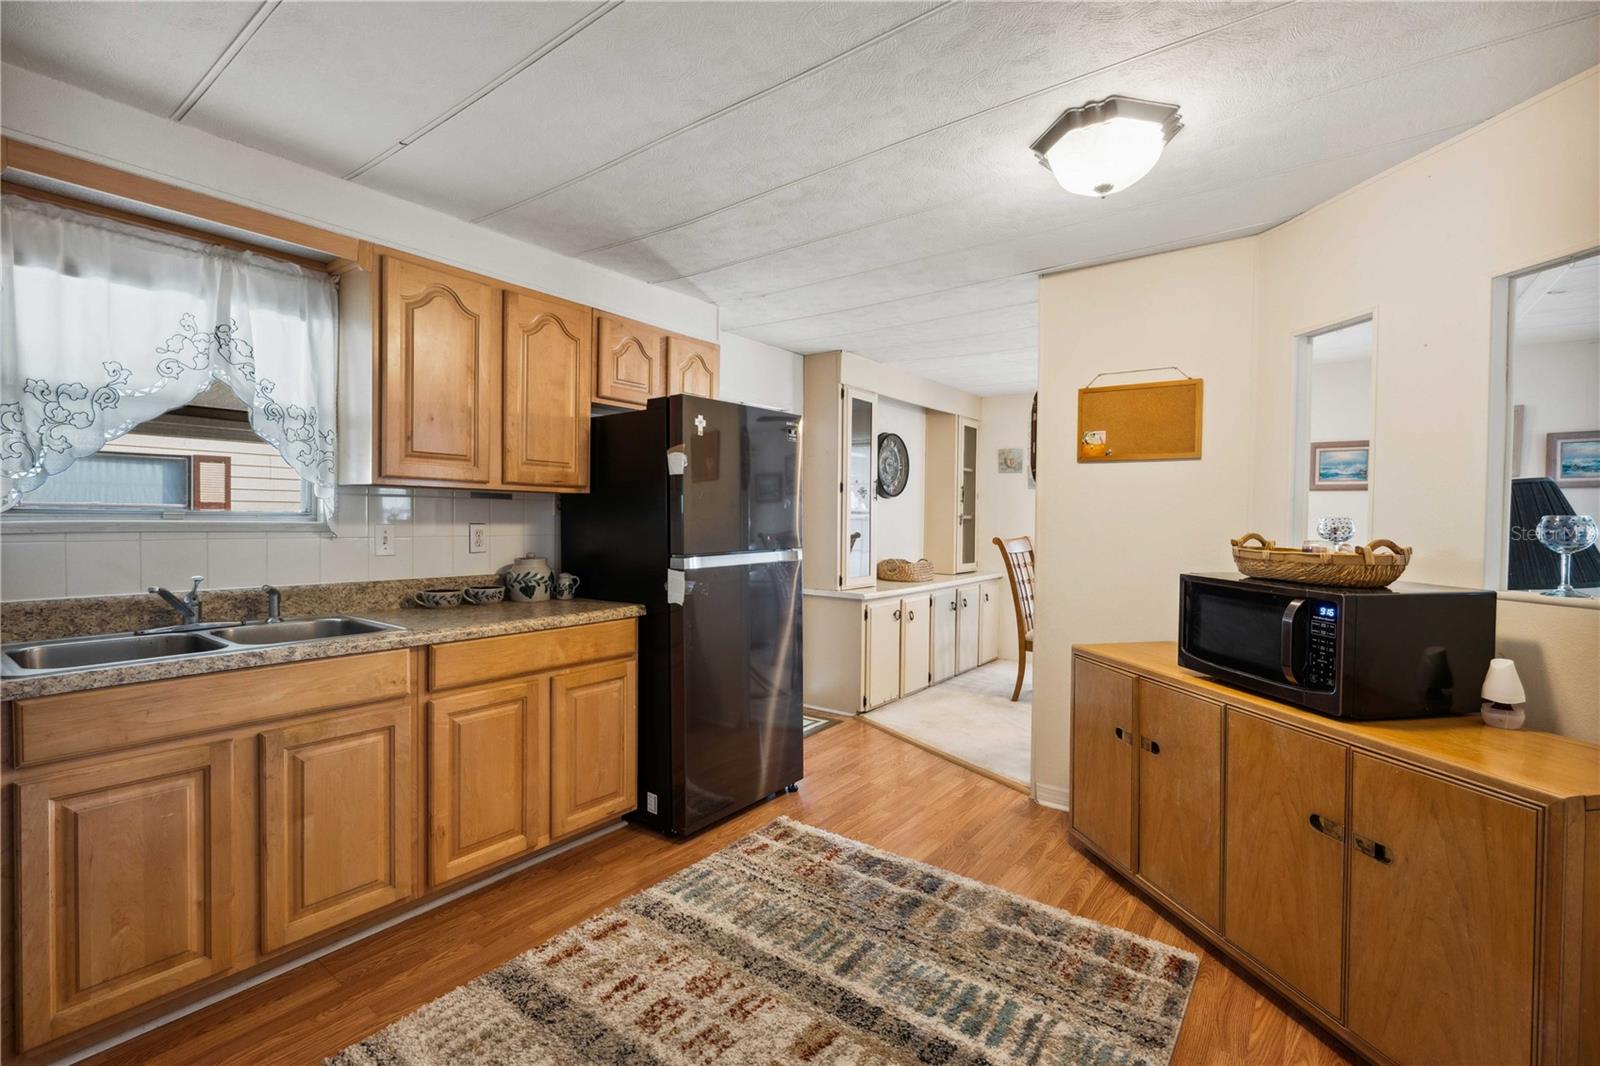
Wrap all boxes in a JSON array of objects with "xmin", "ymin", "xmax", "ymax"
[
  {"xmin": 646, "ymin": 792, "xmax": 659, "ymax": 815},
  {"xmin": 467, "ymin": 523, "xmax": 487, "ymax": 554},
  {"xmin": 374, "ymin": 524, "xmax": 395, "ymax": 557}
]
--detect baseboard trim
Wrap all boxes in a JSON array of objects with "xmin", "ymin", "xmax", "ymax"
[{"xmin": 1033, "ymin": 782, "xmax": 1069, "ymax": 811}]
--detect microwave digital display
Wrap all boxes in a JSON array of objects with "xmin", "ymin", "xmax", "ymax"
[{"xmin": 1315, "ymin": 603, "xmax": 1337, "ymax": 620}]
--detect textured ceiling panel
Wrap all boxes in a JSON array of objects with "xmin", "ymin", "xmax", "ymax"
[
  {"xmin": 355, "ymin": 1, "xmax": 935, "ymax": 218},
  {"xmin": 0, "ymin": 0, "xmax": 258, "ymax": 115},
  {"xmin": 184, "ymin": 2, "xmax": 600, "ymax": 175}
]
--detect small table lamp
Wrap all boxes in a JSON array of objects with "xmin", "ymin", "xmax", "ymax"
[{"xmin": 1481, "ymin": 658, "xmax": 1526, "ymax": 730}]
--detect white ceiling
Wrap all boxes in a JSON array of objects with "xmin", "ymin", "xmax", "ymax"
[
  {"xmin": 1515, "ymin": 254, "xmax": 1600, "ymax": 347},
  {"xmin": 4, "ymin": 2, "xmax": 1597, "ymax": 395}
]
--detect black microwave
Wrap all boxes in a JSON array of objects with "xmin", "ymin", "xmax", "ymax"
[{"xmin": 1178, "ymin": 573, "xmax": 1496, "ymax": 719}]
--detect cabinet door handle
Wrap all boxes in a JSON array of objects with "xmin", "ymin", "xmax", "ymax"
[
  {"xmin": 1353, "ymin": 835, "xmax": 1393, "ymax": 864},
  {"xmin": 1308, "ymin": 813, "xmax": 1344, "ymax": 841},
  {"xmin": 1139, "ymin": 737, "xmax": 1161, "ymax": 755},
  {"xmin": 1113, "ymin": 726, "xmax": 1131, "ymax": 744},
  {"xmin": 893, "ymin": 608, "xmax": 901, "ymax": 621},
  {"xmin": 908, "ymin": 609, "xmax": 915, "ymax": 621},
  {"xmin": 950, "ymin": 601, "xmax": 957, "ymax": 611}
]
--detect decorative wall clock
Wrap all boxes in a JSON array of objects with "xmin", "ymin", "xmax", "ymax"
[{"xmin": 876, "ymin": 432, "xmax": 909, "ymax": 498}]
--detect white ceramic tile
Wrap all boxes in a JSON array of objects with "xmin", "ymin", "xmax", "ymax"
[
  {"xmin": 412, "ymin": 495, "xmax": 453, "ymax": 537},
  {"xmin": 207, "ymin": 536, "xmax": 268, "ymax": 590},
  {"xmin": 140, "ymin": 535, "xmax": 209, "ymax": 592},
  {"xmin": 412, "ymin": 536, "xmax": 454, "ymax": 579},
  {"xmin": 373, "ymin": 492, "xmax": 414, "ymax": 526},
  {"xmin": 1, "ymin": 536, "xmax": 67, "ymax": 600},
  {"xmin": 369, "ymin": 536, "xmax": 414, "ymax": 581},
  {"xmin": 266, "ymin": 535, "xmax": 322, "ymax": 585},
  {"xmin": 488, "ymin": 497, "xmax": 528, "ymax": 535},
  {"xmin": 531, "ymin": 532, "xmax": 560, "ymax": 574},
  {"xmin": 320, "ymin": 537, "xmax": 371, "ymax": 583},
  {"xmin": 65, "ymin": 535, "xmax": 142, "ymax": 597},
  {"xmin": 487, "ymin": 533, "xmax": 528, "ymax": 572},
  {"xmin": 452, "ymin": 495, "xmax": 490, "ymax": 527},
  {"xmin": 527, "ymin": 493, "xmax": 558, "ymax": 529},
  {"xmin": 329, "ymin": 491, "xmax": 369, "ymax": 537}
]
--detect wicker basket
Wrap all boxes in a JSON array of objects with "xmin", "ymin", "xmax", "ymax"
[
  {"xmin": 877, "ymin": 558, "xmax": 935, "ymax": 583},
  {"xmin": 1230, "ymin": 533, "xmax": 1412, "ymax": 589}
]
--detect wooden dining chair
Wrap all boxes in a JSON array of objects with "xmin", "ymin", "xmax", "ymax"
[{"xmin": 993, "ymin": 535, "xmax": 1035, "ymax": 701}]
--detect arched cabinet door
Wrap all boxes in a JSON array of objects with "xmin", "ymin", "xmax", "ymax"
[
  {"xmin": 594, "ymin": 313, "xmax": 665, "ymax": 409},
  {"xmin": 380, "ymin": 255, "xmax": 499, "ymax": 482},
  {"xmin": 504, "ymin": 291, "xmax": 592, "ymax": 489},
  {"xmin": 667, "ymin": 335, "xmax": 720, "ymax": 398}
]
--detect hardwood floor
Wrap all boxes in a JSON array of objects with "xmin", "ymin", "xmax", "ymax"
[{"xmin": 84, "ymin": 718, "xmax": 1357, "ymax": 1066}]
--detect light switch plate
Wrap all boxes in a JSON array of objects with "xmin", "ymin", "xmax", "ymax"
[
  {"xmin": 467, "ymin": 523, "xmax": 487, "ymax": 554},
  {"xmin": 374, "ymin": 524, "xmax": 395, "ymax": 557}
]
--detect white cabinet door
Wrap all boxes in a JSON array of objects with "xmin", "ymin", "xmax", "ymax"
[
  {"xmin": 864, "ymin": 600, "xmax": 902, "ymax": 709},
  {"xmin": 956, "ymin": 583, "xmax": 980, "ymax": 673},
  {"xmin": 978, "ymin": 581, "xmax": 1002, "ymax": 664},
  {"xmin": 900, "ymin": 595, "xmax": 931, "ymax": 696},
  {"xmin": 931, "ymin": 589, "xmax": 957, "ymax": 683}
]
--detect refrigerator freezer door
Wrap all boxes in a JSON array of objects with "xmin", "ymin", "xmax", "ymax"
[
  {"xmin": 673, "ymin": 397, "xmax": 801, "ymax": 557},
  {"xmin": 676, "ymin": 556, "xmax": 803, "ymax": 834}
]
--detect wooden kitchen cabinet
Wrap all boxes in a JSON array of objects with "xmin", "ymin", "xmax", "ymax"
[
  {"xmin": 594, "ymin": 313, "xmax": 666, "ymax": 408},
  {"xmin": 864, "ymin": 599, "xmax": 903, "ymax": 709},
  {"xmin": 900, "ymin": 594, "xmax": 932, "ymax": 697},
  {"xmin": 955, "ymin": 582, "xmax": 980, "ymax": 673},
  {"xmin": 551, "ymin": 658, "xmax": 638, "ymax": 837},
  {"xmin": 1347, "ymin": 753, "xmax": 1538, "ymax": 1066},
  {"xmin": 258, "ymin": 702, "xmax": 416, "ymax": 952},
  {"xmin": 1224, "ymin": 708, "xmax": 1347, "ymax": 1016},
  {"xmin": 1069, "ymin": 657, "xmax": 1135, "ymax": 869},
  {"xmin": 503, "ymin": 289, "xmax": 591, "ymax": 490},
  {"xmin": 380, "ymin": 254, "xmax": 500, "ymax": 483},
  {"xmin": 1136, "ymin": 680, "xmax": 1222, "ymax": 928},
  {"xmin": 14, "ymin": 741, "xmax": 236, "ymax": 1051},
  {"xmin": 666, "ymin": 334, "xmax": 720, "ymax": 398}
]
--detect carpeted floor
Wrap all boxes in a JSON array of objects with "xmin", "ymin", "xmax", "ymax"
[
  {"xmin": 326, "ymin": 817, "xmax": 1197, "ymax": 1066},
  {"xmin": 865, "ymin": 659, "xmax": 1031, "ymax": 787}
]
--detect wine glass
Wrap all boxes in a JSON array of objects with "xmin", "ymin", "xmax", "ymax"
[
  {"xmin": 1316, "ymin": 516, "xmax": 1354, "ymax": 550},
  {"xmin": 1536, "ymin": 515, "xmax": 1597, "ymax": 598}
]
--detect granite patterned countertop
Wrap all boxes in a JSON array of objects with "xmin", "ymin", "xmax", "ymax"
[{"xmin": 0, "ymin": 598, "xmax": 644, "ymax": 700}]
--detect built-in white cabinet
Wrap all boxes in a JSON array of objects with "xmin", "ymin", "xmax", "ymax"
[
  {"xmin": 931, "ymin": 588, "xmax": 958, "ymax": 683},
  {"xmin": 841, "ymin": 388, "xmax": 879, "ymax": 590},
  {"xmin": 864, "ymin": 599, "xmax": 902, "ymax": 709},
  {"xmin": 978, "ymin": 583, "xmax": 1000, "ymax": 663},
  {"xmin": 900, "ymin": 594, "xmax": 932, "ymax": 696},
  {"xmin": 956, "ymin": 582, "xmax": 981, "ymax": 673},
  {"xmin": 925, "ymin": 413, "xmax": 980, "ymax": 574}
]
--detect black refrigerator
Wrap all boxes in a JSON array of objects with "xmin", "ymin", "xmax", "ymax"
[{"xmin": 561, "ymin": 396, "xmax": 803, "ymax": 835}]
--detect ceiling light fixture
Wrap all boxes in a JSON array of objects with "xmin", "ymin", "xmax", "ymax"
[{"xmin": 1030, "ymin": 96, "xmax": 1183, "ymax": 198}]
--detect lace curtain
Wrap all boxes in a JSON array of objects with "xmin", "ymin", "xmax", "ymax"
[{"xmin": 0, "ymin": 194, "xmax": 338, "ymax": 510}]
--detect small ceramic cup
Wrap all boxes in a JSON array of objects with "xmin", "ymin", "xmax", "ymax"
[
  {"xmin": 415, "ymin": 588, "xmax": 464, "ymax": 609},
  {"xmin": 462, "ymin": 585, "xmax": 505, "ymax": 605},
  {"xmin": 554, "ymin": 572, "xmax": 580, "ymax": 599}
]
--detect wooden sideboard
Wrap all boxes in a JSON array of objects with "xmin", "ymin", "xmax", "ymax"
[{"xmin": 1070, "ymin": 641, "xmax": 1600, "ymax": 1066}]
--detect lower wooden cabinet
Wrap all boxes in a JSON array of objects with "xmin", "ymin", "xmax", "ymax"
[
  {"xmin": 551, "ymin": 659, "xmax": 638, "ymax": 837},
  {"xmin": 1224, "ymin": 708, "xmax": 1347, "ymax": 1016},
  {"xmin": 259, "ymin": 701, "xmax": 416, "ymax": 952},
  {"xmin": 1135, "ymin": 680, "xmax": 1222, "ymax": 928},
  {"xmin": 1347, "ymin": 753, "xmax": 1538, "ymax": 1066},
  {"xmin": 427, "ymin": 680, "xmax": 550, "ymax": 886},
  {"xmin": 1069, "ymin": 657, "xmax": 1135, "ymax": 869},
  {"xmin": 13, "ymin": 741, "xmax": 236, "ymax": 1052}
]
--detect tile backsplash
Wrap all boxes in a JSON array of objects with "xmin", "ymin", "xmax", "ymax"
[{"xmin": 0, "ymin": 487, "xmax": 560, "ymax": 602}]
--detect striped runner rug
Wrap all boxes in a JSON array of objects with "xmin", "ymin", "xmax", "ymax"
[{"xmin": 327, "ymin": 817, "xmax": 1197, "ymax": 1065}]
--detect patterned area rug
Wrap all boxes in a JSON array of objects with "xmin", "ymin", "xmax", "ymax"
[{"xmin": 327, "ymin": 818, "xmax": 1197, "ymax": 1066}]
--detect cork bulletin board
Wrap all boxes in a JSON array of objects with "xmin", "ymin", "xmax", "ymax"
[{"xmin": 1077, "ymin": 376, "xmax": 1203, "ymax": 462}]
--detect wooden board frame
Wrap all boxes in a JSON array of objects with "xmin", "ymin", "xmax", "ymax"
[{"xmin": 1077, "ymin": 377, "xmax": 1203, "ymax": 462}]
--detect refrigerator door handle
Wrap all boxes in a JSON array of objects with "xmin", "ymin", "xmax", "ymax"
[{"xmin": 671, "ymin": 549, "xmax": 803, "ymax": 570}]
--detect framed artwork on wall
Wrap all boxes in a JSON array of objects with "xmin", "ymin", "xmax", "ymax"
[
  {"xmin": 1547, "ymin": 430, "xmax": 1600, "ymax": 489},
  {"xmin": 998, "ymin": 448, "xmax": 1023, "ymax": 473},
  {"xmin": 1309, "ymin": 439, "xmax": 1370, "ymax": 491}
]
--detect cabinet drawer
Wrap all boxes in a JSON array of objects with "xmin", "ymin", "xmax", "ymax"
[
  {"xmin": 427, "ymin": 620, "xmax": 635, "ymax": 690},
  {"xmin": 12, "ymin": 650, "xmax": 412, "ymax": 767}
]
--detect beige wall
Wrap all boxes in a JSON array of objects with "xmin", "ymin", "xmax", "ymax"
[
  {"xmin": 1035, "ymin": 238, "xmax": 1261, "ymax": 806},
  {"xmin": 1034, "ymin": 70, "xmax": 1599, "ymax": 803},
  {"xmin": 975, "ymin": 393, "xmax": 1037, "ymax": 661}
]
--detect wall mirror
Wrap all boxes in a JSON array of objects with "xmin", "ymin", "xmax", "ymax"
[
  {"xmin": 1293, "ymin": 318, "xmax": 1374, "ymax": 547},
  {"xmin": 1495, "ymin": 250, "xmax": 1599, "ymax": 596}
]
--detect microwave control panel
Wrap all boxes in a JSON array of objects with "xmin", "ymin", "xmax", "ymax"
[{"xmin": 1307, "ymin": 602, "xmax": 1338, "ymax": 689}]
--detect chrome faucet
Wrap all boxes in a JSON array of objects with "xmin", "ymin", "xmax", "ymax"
[
  {"xmin": 261, "ymin": 584, "xmax": 282, "ymax": 623},
  {"xmin": 149, "ymin": 575, "xmax": 205, "ymax": 626}
]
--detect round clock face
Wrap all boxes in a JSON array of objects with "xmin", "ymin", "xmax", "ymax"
[{"xmin": 877, "ymin": 432, "xmax": 909, "ymax": 498}]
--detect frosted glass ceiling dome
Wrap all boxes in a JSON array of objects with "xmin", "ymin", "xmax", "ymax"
[{"xmin": 1031, "ymin": 96, "xmax": 1183, "ymax": 198}]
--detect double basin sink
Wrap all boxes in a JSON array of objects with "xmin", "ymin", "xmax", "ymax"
[{"xmin": 1, "ymin": 616, "xmax": 402, "ymax": 677}]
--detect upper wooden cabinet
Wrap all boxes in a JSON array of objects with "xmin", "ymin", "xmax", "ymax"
[
  {"xmin": 666, "ymin": 334, "xmax": 720, "ymax": 398},
  {"xmin": 594, "ymin": 313, "xmax": 666, "ymax": 408},
  {"xmin": 13, "ymin": 741, "xmax": 236, "ymax": 1051},
  {"xmin": 503, "ymin": 290, "xmax": 592, "ymax": 490},
  {"xmin": 380, "ymin": 254, "xmax": 500, "ymax": 483}
]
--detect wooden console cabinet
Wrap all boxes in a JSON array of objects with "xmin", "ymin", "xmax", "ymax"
[{"xmin": 1070, "ymin": 642, "xmax": 1600, "ymax": 1066}]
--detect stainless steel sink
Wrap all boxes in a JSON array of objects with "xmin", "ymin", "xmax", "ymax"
[
  {"xmin": 1, "ymin": 616, "xmax": 403, "ymax": 677},
  {"xmin": 2, "ymin": 630, "xmax": 231, "ymax": 673},
  {"xmin": 207, "ymin": 616, "xmax": 400, "ymax": 646}
]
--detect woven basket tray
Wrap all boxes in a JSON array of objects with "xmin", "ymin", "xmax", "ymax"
[
  {"xmin": 1230, "ymin": 533, "xmax": 1412, "ymax": 589},
  {"xmin": 877, "ymin": 558, "xmax": 935, "ymax": 583}
]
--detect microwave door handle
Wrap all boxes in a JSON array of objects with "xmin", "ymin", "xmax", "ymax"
[{"xmin": 1280, "ymin": 597, "xmax": 1306, "ymax": 684}]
